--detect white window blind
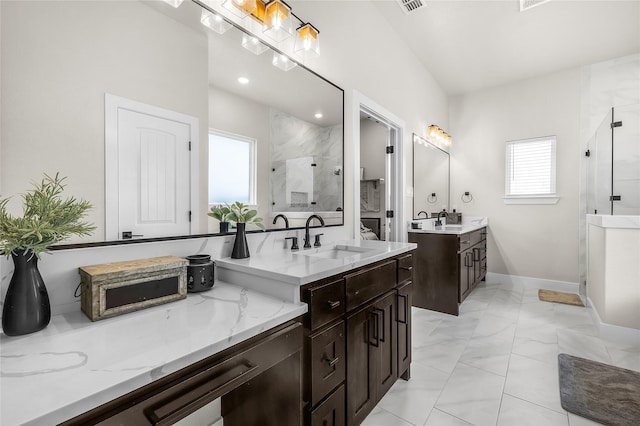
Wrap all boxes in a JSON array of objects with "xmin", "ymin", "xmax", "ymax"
[{"xmin": 505, "ymin": 136, "xmax": 557, "ymax": 203}]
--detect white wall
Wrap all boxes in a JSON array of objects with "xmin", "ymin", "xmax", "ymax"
[
  {"xmin": 0, "ymin": 1, "xmax": 209, "ymax": 241},
  {"xmin": 282, "ymin": 1, "xmax": 449, "ymax": 235},
  {"xmin": 449, "ymin": 69, "xmax": 582, "ymax": 284},
  {"xmin": 1, "ymin": 0, "xmax": 447, "ymax": 315}
]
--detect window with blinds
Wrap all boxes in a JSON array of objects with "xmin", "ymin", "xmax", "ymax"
[{"xmin": 505, "ymin": 136, "xmax": 558, "ymax": 204}]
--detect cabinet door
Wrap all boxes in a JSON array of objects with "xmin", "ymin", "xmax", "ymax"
[
  {"xmin": 310, "ymin": 385, "xmax": 345, "ymax": 426},
  {"xmin": 459, "ymin": 251, "xmax": 472, "ymax": 302},
  {"xmin": 346, "ymin": 304, "xmax": 377, "ymax": 426},
  {"xmin": 396, "ymin": 281, "xmax": 412, "ymax": 379},
  {"xmin": 375, "ymin": 291, "xmax": 397, "ymax": 400}
]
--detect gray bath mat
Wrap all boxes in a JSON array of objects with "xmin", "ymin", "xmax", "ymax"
[{"xmin": 558, "ymin": 353, "xmax": 640, "ymax": 426}]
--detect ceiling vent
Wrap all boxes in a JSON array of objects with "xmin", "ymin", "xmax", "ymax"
[
  {"xmin": 520, "ymin": 0, "xmax": 552, "ymax": 12},
  {"xmin": 396, "ymin": 0, "xmax": 425, "ymax": 15}
]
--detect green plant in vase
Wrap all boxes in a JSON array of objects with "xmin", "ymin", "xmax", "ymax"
[
  {"xmin": 226, "ymin": 202, "xmax": 264, "ymax": 259},
  {"xmin": 208, "ymin": 204, "xmax": 231, "ymax": 233},
  {"xmin": 0, "ymin": 172, "xmax": 95, "ymax": 336}
]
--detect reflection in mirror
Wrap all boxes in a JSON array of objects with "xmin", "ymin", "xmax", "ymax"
[
  {"xmin": 413, "ymin": 134, "xmax": 450, "ymax": 219},
  {"xmin": 0, "ymin": 0, "xmax": 343, "ymax": 246}
]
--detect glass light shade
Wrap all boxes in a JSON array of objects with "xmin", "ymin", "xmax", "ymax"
[
  {"xmin": 163, "ymin": 0, "xmax": 185, "ymax": 8},
  {"xmin": 263, "ymin": 0, "xmax": 294, "ymax": 42},
  {"xmin": 428, "ymin": 124, "xmax": 439, "ymax": 139},
  {"xmin": 272, "ymin": 52, "xmax": 297, "ymax": 71},
  {"xmin": 242, "ymin": 34, "xmax": 269, "ymax": 55},
  {"xmin": 223, "ymin": 0, "xmax": 257, "ymax": 18},
  {"xmin": 294, "ymin": 23, "xmax": 320, "ymax": 58},
  {"xmin": 201, "ymin": 10, "xmax": 232, "ymax": 34}
]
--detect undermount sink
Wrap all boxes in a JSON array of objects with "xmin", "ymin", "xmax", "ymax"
[{"xmin": 297, "ymin": 244, "xmax": 377, "ymax": 260}]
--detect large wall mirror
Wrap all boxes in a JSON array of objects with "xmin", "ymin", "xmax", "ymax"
[
  {"xmin": 412, "ymin": 134, "xmax": 449, "ymax": 218},
  {"xmin": 0, "ymin": 0, "xmax": 344, "ymax": 246}
]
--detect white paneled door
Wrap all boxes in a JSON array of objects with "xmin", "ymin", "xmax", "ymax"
[
  {"xmin": 117, "ymin": 109, "xmax": 191, "ymax": 239},
  {"xmin": 105, "ymin": 94, "xmax": 198, "ymax": 241}
]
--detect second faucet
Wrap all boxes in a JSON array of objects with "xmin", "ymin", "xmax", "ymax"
[{"xmin": 304, "ymin": 214, "xmax": 325, "ymax": 248}]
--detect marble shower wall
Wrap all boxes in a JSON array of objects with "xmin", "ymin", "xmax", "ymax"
[
  {"xmin": 579, "ymin": 53, "xmax": 640, "ymax": 294},
  {"xmin": 270, "ymin": 109, "xmax": 343, "ymax": 213}
]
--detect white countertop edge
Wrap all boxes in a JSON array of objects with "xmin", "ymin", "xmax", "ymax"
[
  {"xmin": 1, "ymin": 282, "xmax": 307, "ymax": 426},
  {"xmin": 408, "ymin": 222, "xmax": 487, "ymax": 235},
  {"xmin": 215, "ymin": 240, "xmax": 417, "ymax": 286},
  {"xmin": 587, "ymin": 214, "xmax": 640, "ymax": 229}
]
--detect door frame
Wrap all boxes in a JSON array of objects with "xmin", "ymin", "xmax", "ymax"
[
  {"xmin": 352, "ymin": 91, "xmax": 406, "ymax": 242},
  {"xmin": 104, "ymin": 93, "xmax": 199, "ymax": 241}
]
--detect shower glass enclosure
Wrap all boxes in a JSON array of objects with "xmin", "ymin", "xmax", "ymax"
[{"xmin": 586, "ymin": 103, "xmax": 640, "ymax": 215}]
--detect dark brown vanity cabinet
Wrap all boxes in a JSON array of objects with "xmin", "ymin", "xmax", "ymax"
[
  {"xmin": 300, "ymin": 252, "xmax": 414, "ymax": 426},
  {"xmin": 63, "ymin": 321, "xmax": 303, "ymax": 426},
  {"xmin": 409, "ymin": 227, "xmax": 487, "ymax": 316}
]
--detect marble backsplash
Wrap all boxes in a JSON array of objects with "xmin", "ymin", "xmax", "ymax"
[{"xmin": 0, "ymin": 226, "xmax": 349, "ymax": 318}]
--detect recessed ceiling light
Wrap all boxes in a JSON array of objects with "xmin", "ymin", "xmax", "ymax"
[
  {"xmin": 237, "ymin": 77, "xmax": 249, "ymax": 85},
  {"xmin": 314, "ymin": 112, "xmax": 323, "ymax": 119}
]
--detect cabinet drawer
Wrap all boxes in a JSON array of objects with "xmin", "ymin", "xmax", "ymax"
[
  {"xmin": 305, "ymin": 279, "xmax": 345, "ymax": 331},
  {"xmin": 470, "ymin": 228, "xmax": 484, "ymax": 246},
  {"xmin": 345, "ymin": 260, "xmax": 396, "ymax": 312},
  {"xmin": 459, "ymin": 233, "xmax": 472, "ymax": 252},
  {"xmin": 91, "ymin": 322, "xmax": 302, "ymax": 426},
  {"xmin": 397, "ymin": 254, "xmax": 413, "ymax": 284},
  {"xmin": 308, "ymin": 321, "xmax": 346, "ymax": 407},
  {"xmin": 309, "ymin": 384, "xmax": 345, "ymax": 426}
]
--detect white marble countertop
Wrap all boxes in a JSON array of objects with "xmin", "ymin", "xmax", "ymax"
[
  {"xmin": 408, "ymin": 223, "xmax": 486, "ymax": 235},
  {"xmin": 587, "ymin": 214, "xmax": 640, "ymax": 229},
  {"xmin": 216, "ymin": 239, "xmax": 417, "ymax": 286},
  {"xmin": 215, "ymin": 239, "xmax": 416, "ymax": 303},
  {"xmin": 0, "ymin": 282, "xmax": 307, "ymax": 426},
  {"xmin": 408, "ymin": 216, "xmax": 488, "ymax": 235}
]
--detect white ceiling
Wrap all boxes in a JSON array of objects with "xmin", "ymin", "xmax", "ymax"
[{"xmin": 372, "ymin": 0, "xmax": 640, "ymax": 95}]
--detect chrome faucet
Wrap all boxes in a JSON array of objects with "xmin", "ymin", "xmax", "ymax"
[
  {"xmin": 435, "ymin": 210, "xmax": 447, "ymax": 227},
  {"xmin": 417, "ymin": 210, "xmax": 428, "ymax": 218},
  {"xmin": 304, "ymin": 214, "xmax": 325, "ymax": 248},
  {"xmin": 272, "ymin": 214, "xmax": 289, "ymax": 229}
]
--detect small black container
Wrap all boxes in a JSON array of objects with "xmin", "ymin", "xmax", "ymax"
[{"xmin": 186, "ymin": 254, "xmax": 214, "ymax": 293}]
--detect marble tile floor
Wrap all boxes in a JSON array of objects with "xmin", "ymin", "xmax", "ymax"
[{"xmin": 362, "ymin": 280, "xmax": 640, "ymax": 426}]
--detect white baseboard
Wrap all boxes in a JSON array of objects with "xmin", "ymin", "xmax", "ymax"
[
  {"xmin": 586, "ymin": 297, "xmax": 640, "ymax": 345},
  {"xmin": 485, "ymin": 272, "xmax": 579, "ymax": 293}
]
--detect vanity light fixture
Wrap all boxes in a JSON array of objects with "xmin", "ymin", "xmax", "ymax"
[
  {"xmin": 272, "ymin": 52, "xmax": 297, "ymax": 71},
  {"xmin": 427, "ymin": 124, "xmax": 452, "ymax": 147},
  {"xmin": 295, "ymin": 23, "xmax": 320, "ymax": 58},
  {"xmin": 241, "ymin": 34, "xmax": 269, "ymax": 55},
  {"xmin": 223, "ymin": 0, "xmax": 258, "ymax": 18},
  {"xmin": 201, "ymin": 9, "xmax": 233, "ymax": 34},
  {"xmin": 162, "ymin": 0, "xmax": 185, "ymax": 8},
  {"xmin": 263, "ymin": 0, "xmax": 294, "ymax": 42},
  {"xmin": 237, "ymin": 77, "xmax": 250, "ymax": 84}
]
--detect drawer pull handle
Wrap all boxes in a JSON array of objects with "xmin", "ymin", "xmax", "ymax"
[
  {"xmin": 397, "ymin": 293, "xmax": 408, "ymax": 324},
  {"xmin": 146, "ymin": 360, "xmax": 258, "ymax": 425},
  {"xmin": 461, "ymin": 240, "xmax": 470, "ymax": 244},
  {"xmin": 370, "ymin": 311, "xmax": 380, "ymax": 347},
  {"xmin": 400, "ymin": 266, "xmax": 413, "ymax": 271},
  {"xmin": 327, "ymin": 300, "xmax": 341, "ymax": 309},
  {"xmin": 325, "ymin": 356, "xmax": 340, "ymax": 367}
]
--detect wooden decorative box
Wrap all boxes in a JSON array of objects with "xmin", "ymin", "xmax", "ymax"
[{"xmin": 79, "ymin": 256, "xmax": 188, "ymax": 321}]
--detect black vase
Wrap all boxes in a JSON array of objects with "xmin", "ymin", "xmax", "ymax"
[
  {"xmin": 231, "ymin": 223, "xmax": 250, "ymax": 259},
  {"xmin": 219, "ymin": 221, "xmax": 229, "ymax": 233},
  {"xmin": 2, "ymin": 249, "xmax": 51, "ymax": 336}
]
